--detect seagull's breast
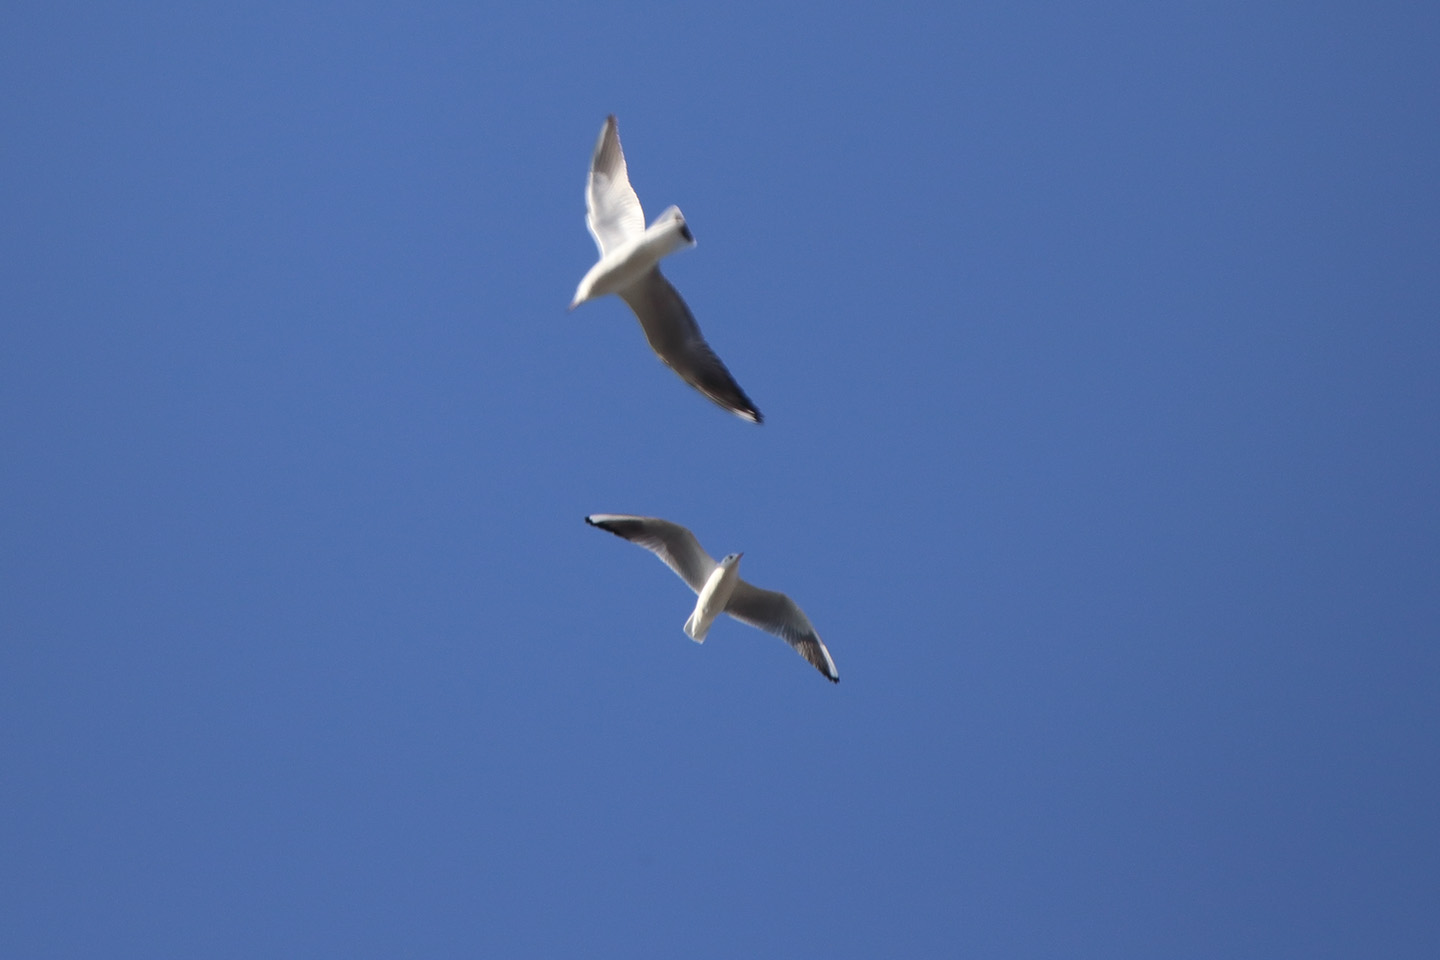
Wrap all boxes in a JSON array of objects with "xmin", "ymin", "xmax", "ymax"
[
  {"xmin": 685, "ymin": 561, "xmax": 741, "ymax": 641},
  {"xmin": 574, "ymin": 217, "xmax": 694, "ymax": 307},
  {"xmin": 587, "ymin": 236, "xmax": 661, "ymax": 299}
]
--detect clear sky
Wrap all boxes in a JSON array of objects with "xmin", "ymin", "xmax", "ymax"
[{"xmin": 3, "ymin": 2, "xmax": 1438, "ymax": 957}]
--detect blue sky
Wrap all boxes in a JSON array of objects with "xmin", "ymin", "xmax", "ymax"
[{"xmin": 3, "ymin": 2, "xmax": 1438, "ymax": 956}]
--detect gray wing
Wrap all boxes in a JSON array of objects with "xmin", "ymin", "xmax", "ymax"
[
  {"xmin": 585, "ymin": 514, "xmax": 717, "ymax": 594},
  {"xmin": 726, "ymin": 581, "xmax": 839, "ymax": 682},
  {"xmin": 618, "ymin": 268, "xmax": 763, "ymax": 423},
  {"xmin": 586, "ymin": 115, "xmax": 645, "ymax": 257}
]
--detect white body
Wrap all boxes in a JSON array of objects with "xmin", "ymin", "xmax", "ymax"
[
  {"xmin": 683, "ymin": 554, "xmax": 742, "ymax": 642},
  {"xmin": 571, "ymin": 207, "xmax": 693, "ymax": 309}
]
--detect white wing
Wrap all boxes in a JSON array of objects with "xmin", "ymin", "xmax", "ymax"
[
  {"xmin": 726, "ymin": 581, "xmax": 840, "ymax": 683},
  {"xmin": 618, "ymin": 269, "xmax": 763, "ymax": 423},
  {"xmin": 585, "ymin": 514, "xmax": 716, "ymax": 593},
  {"xmin": 585, "ymin": 115, "xmax": 645, "ymax": 257}
]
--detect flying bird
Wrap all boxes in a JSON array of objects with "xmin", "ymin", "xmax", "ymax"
[
  {"xmin": 570, "ymin": 116, "xmax": 762, "ymax": 423},
  {"xmin": 585, "ymin": 514, "xmax": 839, "ymax": 682}
]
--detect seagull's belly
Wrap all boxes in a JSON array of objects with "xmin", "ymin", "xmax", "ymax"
[
  {"xmin": 574, "ymin": 218, "xmax": 692, "ymax": 307},
  {"xmin": 587, "ymin": 239, "xmax": 662, "ymax": 299},
  {"xmin": 685, "ymin": 564, "xmax": 741, "ymax": 642}
]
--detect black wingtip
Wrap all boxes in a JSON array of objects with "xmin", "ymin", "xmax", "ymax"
[
  {"xmin": 585, "ymin": 515, "xmax": 627, "ymax": 539},
  {"xmin": 730, "ymin": 403, "xmax": 762, "ymax": 424}
]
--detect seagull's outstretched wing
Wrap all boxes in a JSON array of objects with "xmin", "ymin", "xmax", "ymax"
[
  {"xmin": 619, "ymin": 268, "xmax": 763, "ymax": 423},
  {"xmin": 586, "ymin": 115, "xmax": 645, "ymax": 257},
  {"xmin": 585, "ymin": 514, "xmax": 716, "ymax": 593},
  {"xmin": 727, "ymin": 581, "xmax": 840, "ymax": 683}
]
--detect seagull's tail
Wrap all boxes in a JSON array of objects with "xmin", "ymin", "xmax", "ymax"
[{"xmin": 683, "ymin": 612, "xmax": 709, "ymax": 643}]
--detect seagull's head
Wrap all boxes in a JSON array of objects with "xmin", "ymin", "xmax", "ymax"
[
  {"xmin": 719, "ymin": 552, "xmax": 743, "ymax": 570},
  {"xmin": 650, "ymin": 205, "xmax": 696, "ymax": 252}
]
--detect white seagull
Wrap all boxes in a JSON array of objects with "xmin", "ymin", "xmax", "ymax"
[
  {"xmin": 585, "ymin": 514, "xmax": 839, "ymax": 682},
  {"xmin": 570, "ymin": 116, "xmax": 762, "ymax": 423}
]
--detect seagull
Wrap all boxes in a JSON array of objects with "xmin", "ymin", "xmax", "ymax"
[
  {"xmin": 570, "ymin": 116, "xmax": 763, "ymax": 423},
  {"xmin": 585, "ymin": 514, "xmax": 839, "ymax": 682}
]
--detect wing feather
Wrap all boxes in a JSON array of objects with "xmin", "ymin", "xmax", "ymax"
[
  {"xmin": 585, "ymin": 514, "xmax": 716, "ymax": 593},
  {"xmin": 726, "ymin": 581, "xmax": 840, "ymax": 682},
  {"xmin": 618, "ymin": 269, "xmax": 763, "ymax": 423},
  {"xmin": 585, "ymin": 115, "xmax": 645, "ymax": 256}
]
